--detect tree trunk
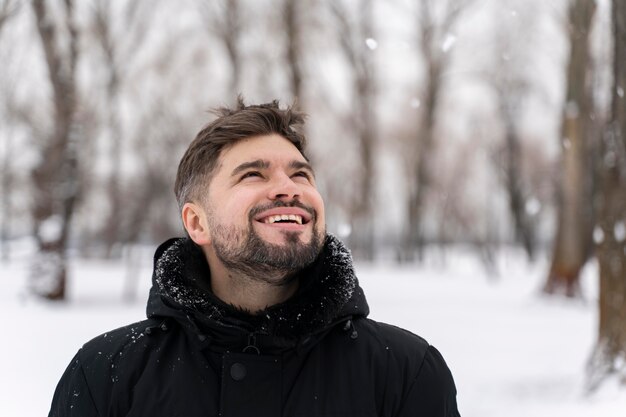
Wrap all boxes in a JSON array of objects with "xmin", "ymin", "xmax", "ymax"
[
  {"xmin": 490, "ymin": 2, "xmax": 539, "ymax": 262},
  {"xmin": 0, "ymin": 1, "xmax": 19, "ymax": 262},
  {"xmin": 224, "ymin": 0, "xmax": 241, "ymax": 98},
  {"xmin": 406, "ymin": 60, "xmax": 440, "ymax": 262},
  {"xmin": 284, "ymin": 0, "xmax": 303, "ymax": 101},
  {"xmin": 587, "ymin": 0, "xmax": 626, "ymax": 390},
  {"xmin": 352, "ymin": 0, "xmax": 376, "ymax": 260},
  {"xmin": 544, "ymin": 0, "xmax": 596, "ymax": 297},
  {"xmin": 102, "ymin": 78, "xmax": 123, "ymax": 257},
  {"xmin": 0, "ymin": 0, "xmax": 19, "ymax": 37},
  {"xmin": 93, "ymin": 0, "xmax": 124, "ymax": 257},
  {"xmin": 200, "ymin": 0, "xmax": 241, "ymax": 101},
  {"xmin": 501, "ymin": 100, "xmax": 536, "ymax": 261},
  {"xmin": 30, "ymin": 0, "xmax": 80, "ymax": 300},
  {"xmin": 330, "ymin": 0, "xmax": 377, "ymax": 260},
  {"xmin": 402, "ymin": 0, "xmax": 466, "ymax": 263},
  {"xmin": 0, "ymin": 125, "xmax": 12, "ymax": 262},
  {"xmin": 92, "ymin": 0, "xmax": 153, "ymax": 256}
]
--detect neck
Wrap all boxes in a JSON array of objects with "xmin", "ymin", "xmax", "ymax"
[{"xmin": 203, "ymin": 246, "xmax": 299, "ymax": 313}]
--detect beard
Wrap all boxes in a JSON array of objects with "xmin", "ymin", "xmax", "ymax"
[{"xmin": 207, "ymin": 202, "xmax": 325, "ymax": 286}]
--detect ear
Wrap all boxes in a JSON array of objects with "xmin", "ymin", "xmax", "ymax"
[{"xmin": 182, "ymin": 202, "xmax": 211, "ymax": 246}]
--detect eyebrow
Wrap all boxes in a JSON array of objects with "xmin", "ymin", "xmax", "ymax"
[
  {"xmin": 231, "ymin": 160, "xmax": 270, "ymax": 177},
  {"xmin": 289, "ymin": 160, "xmax": 316, "ymax": 177},
  {"xmin": 230, "ymin": 159, "xmax": 316, "ymax": 178}
]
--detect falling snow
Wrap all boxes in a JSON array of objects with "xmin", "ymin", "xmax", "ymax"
[
  {"xmin": 525, "ymin": 198, "xmax": 541, "ymax": 216},
  {"xmin": 604, "ymin": 151, "xmax": 616, "ymax": 168},
  {"xmin": 39, "ymin": 215, "xmax": 63, "ymax": 244},
  {"xmin": 562, "ymin": 137, "xmax": 572, "ymax": 150},
  {"xmin": 337, "ymin": 223, "xmax": 352, "ymax": 238},
  {"xmin": 614, "ymin": 222, "xmax": 626, "ymax": 243},
  {"xmin": 442, "ymin": 34, "xmax": 457, "ymax": 52},
  {"xmin": 365, "ymin": 38, "xmax": 378, "ymax": 50},
  {"xmin": 593, "ymin": 226, "xmax": 605, "ymax": 244}
]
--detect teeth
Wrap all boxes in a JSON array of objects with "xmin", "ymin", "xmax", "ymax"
[{"xmin": 264, "ymin": 214, "xmax": 303, "ymax": 224}]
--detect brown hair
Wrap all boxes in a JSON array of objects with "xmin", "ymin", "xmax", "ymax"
[{"xmin": 174, "ymin": 97, "xmax": 308, "ymax": 210}]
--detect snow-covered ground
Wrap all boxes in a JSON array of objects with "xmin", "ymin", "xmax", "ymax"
[{"xmin": 2, "ymin": 242, "xmax": 625, "ymax": 417}]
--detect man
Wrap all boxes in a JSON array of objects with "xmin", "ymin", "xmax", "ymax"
[{"xmin": 49, "ymin": 99, "xmax": 460, "ymax": 417}]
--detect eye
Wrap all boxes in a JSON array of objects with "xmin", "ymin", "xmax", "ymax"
[
  {"xmin": 292, "ymin": 171, "xmax": 312, "ymax": 182},
  {"xmin": 241, "ymin": 171, "xmax": 263, "ymax": 180}
]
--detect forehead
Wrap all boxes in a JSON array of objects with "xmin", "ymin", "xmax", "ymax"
[{"xmin": 218, "ymin": 134, "xmax": 307, "ymax": 167}]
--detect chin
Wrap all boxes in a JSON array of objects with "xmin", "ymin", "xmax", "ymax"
[{"xmin": 266, "ymin": 229, "xmax": 310, "ymax": 244}]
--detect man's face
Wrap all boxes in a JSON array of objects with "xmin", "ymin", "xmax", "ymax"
[{"xmin": 200, "ymin": 134, "xmax": 326, "ymax": 281}]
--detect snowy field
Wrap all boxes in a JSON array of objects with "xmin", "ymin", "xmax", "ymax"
[{"xmin": 2, "ymin": 242, "xmax": 626, "ymax": 417}]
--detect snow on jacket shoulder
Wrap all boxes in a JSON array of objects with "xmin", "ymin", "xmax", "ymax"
[{"xmin": 48, "ymin": 318, "xmax": 162, "ymax": 417}]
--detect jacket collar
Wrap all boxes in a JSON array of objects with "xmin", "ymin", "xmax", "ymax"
[{"xmin": 146, "ymin": 234, "xmax": 369, "ymax": 343}]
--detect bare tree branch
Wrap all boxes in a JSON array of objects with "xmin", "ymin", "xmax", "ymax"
[
  {"xmin": 0, "ymin": 0, "xmax": 20, "ymax": 37},
  {"xmin": 197, "ymin": 0, "xmax": 241, "ymax": 97}
]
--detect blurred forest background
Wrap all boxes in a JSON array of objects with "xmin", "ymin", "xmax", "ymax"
[{"xmin": 0, "ymin": 0, "xmax": 625, "ymax": 388}]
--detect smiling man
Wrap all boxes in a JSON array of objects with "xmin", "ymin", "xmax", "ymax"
[
  {"xmin": 49, "ymin": 99, "xmax": 460, "ymax": 417},
  {"xmin": 182, "ymin": 133, "xmax": 325, "ymax": 312}
]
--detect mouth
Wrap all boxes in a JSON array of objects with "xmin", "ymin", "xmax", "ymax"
[
  {"xmin": 263, "ymin": 214, "xmax": 304, "ymax": 225},
  {"xmin": 253, "ymin": 207, "xmax": 313, "ymax": 228}
]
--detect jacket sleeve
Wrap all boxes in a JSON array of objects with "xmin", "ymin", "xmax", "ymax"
[
  {"xmin": 396, "ymin": 345, "xmax": 460, "ymax": 417},
  {"xmin": 48, "ymin": 350, "xmax": 100, "ymax": 417}
]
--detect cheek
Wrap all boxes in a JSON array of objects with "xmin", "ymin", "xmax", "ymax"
[
  {"xmin": 221, "ymin": 190, "xmax": 260, "ymax": 220},
  {"xmin": 309, "ymin": 190, "xmax": 326, "ymax": 222}
]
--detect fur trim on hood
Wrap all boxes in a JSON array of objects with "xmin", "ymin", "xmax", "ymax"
[{"xmin": 147, "ymin": 234, "xmax": 369, "ymax": 339}]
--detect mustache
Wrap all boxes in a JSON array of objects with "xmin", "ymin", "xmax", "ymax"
[{"xmin": 248, "ymin": 200, "xmax": 316, "ymax": 221}]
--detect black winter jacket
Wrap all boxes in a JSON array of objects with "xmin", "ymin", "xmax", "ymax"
[{"xmin": 49, "ymin": 235, "xmax": 460, "ymax": 417}]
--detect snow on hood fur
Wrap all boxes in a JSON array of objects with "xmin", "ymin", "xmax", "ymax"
[{"xmin": 146, "ymin": 234, "xmax": 369, "ymax": 338}]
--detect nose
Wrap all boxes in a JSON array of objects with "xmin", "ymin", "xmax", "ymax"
[{"xmin": 268, "ymin": 172, "xmax": 301, "ymax": 201}]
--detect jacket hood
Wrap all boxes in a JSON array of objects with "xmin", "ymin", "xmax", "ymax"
[{"xmin": 146, "ymin": 234, "xmax": 369, "ymax": 341}]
